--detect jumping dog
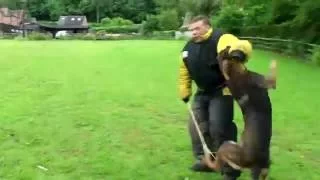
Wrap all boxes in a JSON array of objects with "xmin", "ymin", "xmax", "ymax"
[{"xmin": 203, "ymin": 46, "xmax": 277, "ymax": 180}]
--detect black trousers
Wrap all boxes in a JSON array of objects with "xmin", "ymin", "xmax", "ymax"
[{"xmin": 188, "ymin": 88, "xmax": 241, "ymax": 177}]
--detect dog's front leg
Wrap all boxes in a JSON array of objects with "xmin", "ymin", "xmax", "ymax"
[
  {"xmin": 265, "ymin": 60, "xmax": 277, "ymax": 89},
  {"xmin": 250, "ymin": 60, "xmax": 277, "ymax": 89}
]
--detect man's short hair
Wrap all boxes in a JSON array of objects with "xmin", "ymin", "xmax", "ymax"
[{"xmin": 189, "ymin": 15, "xmax": 211, "ymax": 26}]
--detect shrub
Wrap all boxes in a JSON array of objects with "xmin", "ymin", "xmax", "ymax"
[
  {"xmin": 101, "ymin": 17, "xmax": 134, "ymax": 27},
  {"xmin": 101, "ymin": 17, "xmax": 112, "ymax": 25},
  {"xmin": 243, "ymin": 5, "xmax": 272, "ymax": 26},
  {"xmin": 0, "ymin": 33, "xmax": 16, "ymax": 39},
  {"xmin": 157, "ymin": 9, "xmax": 180, "ymax": 31},
  {"xmin": 27, "ymin": 32, "xmax": 52, "ymax": 40},
  {"xmin": 149, "ymin": 31, "xmax": 175, "ymax": 40},
  {"xmin": 214, "ymin": 5, "xmax": 245, "ymax": 34},
  {"xmin": 82, "ymin": 33, "xmax": 97, "ymax": 40},
  {"xmin": 239, "ymin": 23, "xmax": 295, "ymax": 38},
  {"xmin": 14, "ymin": 35, "xmax": 26, "ymax": 41},
  {"xmin": 311, "ymin": 47, "xmax": 320, "ymax": 66},
  {"xmin": 62, "ymin": 33, "xmax": 97, "ymax": 40},
  {"xmin": 141, "ymin": 15, "xmax": 160, "ymax": 35},
  {"xmin": 92, "ymin": 24, "xmax": 141, "ymax": 34}
]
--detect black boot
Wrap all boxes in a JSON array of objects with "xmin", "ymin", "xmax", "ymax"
[
  {"xmin": 223, "ymin": 174, "xmax": 238, "ymax": 180},
  {"xmin": 190, "ymin": 159, "xmax": 216, "ymax": 173}
]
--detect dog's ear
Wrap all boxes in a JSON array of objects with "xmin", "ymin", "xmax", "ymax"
[
  {"xmin": 216, "ymin": 46, "xmax": 233, "ymax": 80},
  {"xmin": 217, "ymin": 46, "xmax": 231, "ymax": 62}
]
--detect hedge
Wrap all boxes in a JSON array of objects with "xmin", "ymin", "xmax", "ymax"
[
  {"xmin": 238, "ymin": 23, "xmax": 319, "ymax": 45},
  {"xmin": 91, "ymin": 24, "xmax": 142, "ymax": 34}
]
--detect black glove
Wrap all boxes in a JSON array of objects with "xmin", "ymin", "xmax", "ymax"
[
  {"xmin": 229, "ymin": 50, "xmax": 246, "ymax": 62},
  {"xmin": 182, "ymin": 96, "xmax": 189, "ymax": 103}
]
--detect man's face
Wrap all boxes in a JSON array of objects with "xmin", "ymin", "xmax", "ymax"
[{"xmin": 188, "ymin": 20, "xmax": 210, "ymax": 42}]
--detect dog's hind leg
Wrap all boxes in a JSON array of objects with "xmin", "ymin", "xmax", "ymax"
[
  {"xmin": 260, "ymin": 168, "xmax": 269, "ymax": 180},
  {"xmin": 250, "ymin": 167, "xmax": 269, "ymax": 180},
  {"xmin": 202, "ymin": 149, "xmax": 223, "ymax": 171},
  {"xmin": 221, "ymin": 141, "xmax": 243, "ymax": 170},
  {"xmin": 202, "ymin": 141, "xmax": 243, "ymax": 171},
  {"xmin": 250, "ymin": 167, "xmax": 262, "ymax": 180}
]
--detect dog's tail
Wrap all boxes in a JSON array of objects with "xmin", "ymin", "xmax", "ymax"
[{"xmin": 267, "ymin": 60, "xmax": 277, "ymax": 89}]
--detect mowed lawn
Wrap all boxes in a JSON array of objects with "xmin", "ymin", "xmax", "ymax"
[{"xmin": 0, "ymin": 40, "xmax": 319, "ymax": 180}]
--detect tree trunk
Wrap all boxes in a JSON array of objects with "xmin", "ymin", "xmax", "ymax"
[{"xmin": 96, "ymin": 5, "xmax": 100, "ymax": 23}]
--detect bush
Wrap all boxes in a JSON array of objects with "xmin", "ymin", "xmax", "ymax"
[
  {"xmin": 150, "ymin": 31, "xmax": 175, "ymax": 39},
  {"xmin": 57, "ymin": 33, "xmax": 98, "ymax": 40},
  {"xmin": 14, "ymin": 35, "xmax": 26, "ymax": 41},
  {"xmin": 82, "ymin": 33, "xmax": 97, "ymax": 40},
  {"xmin": 311, "ymin": 47, "xmax": 320, "ymax": 66},
  {"xmin": 240, "ymin": 23, "xmax": 295, "ymax": 38},
  {"xmin": 101, "ymin": 17, "xmax": 112, "ymax": 25},
  {"xmin": 27, "ymin": 32, "xmax": 52, "ymax": 40},
  {"xmin": 101, "ymin": 17, "xmax": 134, "ymax": 27},
  {"xmin": 214, "ymin": 5, "xmax": 245, "ymax": 34},
  {"xmin": 239, "ymin": 22, "xmax": 319, "ymax": 44},
  {"xmin": 243, "ymin": 5, "xmax": 272, "ymax": 26},
  {"xmin": 141, "ymin": 15, "xmax": 160, "ymax": 35},
  {"xmin": 0, "ymin": 33, "xmax": 17, "ymax": 39},
  {"xmin": 157, "ymin": 9, "xmax": 180, "ymax": 31},
  {"xmin": 92, "ymin": 24, "xmax": 141, "ymax": 34},
  {"xmin": 270, "ymin": 0, "xmax": 299, "ymax": 24}
]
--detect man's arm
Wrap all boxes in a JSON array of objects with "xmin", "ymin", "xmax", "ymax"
[{"xmin": 178, "ymin": 57, "xmax": 192, "ymax": 103}]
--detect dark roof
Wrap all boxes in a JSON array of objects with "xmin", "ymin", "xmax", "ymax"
[
  {"xmin": 38, "ymin": 15, "xmax": 89, "ymax": 30},
  {"xmin": 57, "ymin": 16, "xmax": 88, "ymax": 28}
]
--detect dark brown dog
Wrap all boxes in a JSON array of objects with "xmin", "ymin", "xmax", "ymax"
[{"xmin": 202, "ymin": 46, "xmax": 277, "ymax": 180}]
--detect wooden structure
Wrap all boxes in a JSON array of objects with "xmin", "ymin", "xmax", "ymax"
[
  {"xmin": 38, "ymin": 16, "xmax": 89, "ymax": 38},
  {"xmin": 0, "ymin": 7, "xmax": 27, "ymax": 33}
]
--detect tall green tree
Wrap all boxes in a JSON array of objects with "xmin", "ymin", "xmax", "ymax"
[
  {"xmin": 178, "ymin": 0, "xmax": 221, "ymax": 28},
  {"xmin": 90, "ymin": 0, "xmax": 113, "ymax": 23}
]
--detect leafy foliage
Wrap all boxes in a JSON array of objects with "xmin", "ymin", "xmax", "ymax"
[
  {"xmin": 101, "ymin": 17, "xmax": 134, "ymax": 26},
  {"xmin": 157, "ymin": 9, "xmax": 179, "ymax": 30},
  {"xmin": 213, "ymin": 5, "xmax": 245, "ymax": 34},
  {"xmin": 0, "ymin": 0, "xmax": 318, "ymax": 43},
  {"xmin": 311, "ymin": 47, "xmax": 320, "ymax": 66}
]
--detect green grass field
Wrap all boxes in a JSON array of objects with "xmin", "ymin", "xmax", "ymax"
[{"xmin": 0, "ymin": 40, "xmax": 319, "ymax": 180}]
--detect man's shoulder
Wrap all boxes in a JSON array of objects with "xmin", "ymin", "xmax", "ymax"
[
  {"xmin": 181, "ymin": 40, "xmax": 193, "ymax": 52},
  {"xmin": 211, "ymin": 29, "xmax": 225, "ymax": 41}
]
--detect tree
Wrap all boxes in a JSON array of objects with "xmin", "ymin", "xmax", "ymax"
[
  {"xmin": 90, "ymin": 0, "xmax": 113, "ymax": 23},
  {"xmin": 179, "ymin": 0, "xmax": 221, "ymax": 29},
  {"xmin": 0, "ymin": 0, "xmax": 22, "ymax": 9}
]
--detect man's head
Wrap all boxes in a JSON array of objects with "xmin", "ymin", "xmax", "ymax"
[{"xmin": 188, "ymin": 15, "xmax": 211, "ymax": 42}]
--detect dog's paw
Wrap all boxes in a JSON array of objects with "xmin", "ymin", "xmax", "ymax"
[{"xmin": 270, "ymin": 60, "xmax": 277, "ymax": 69}]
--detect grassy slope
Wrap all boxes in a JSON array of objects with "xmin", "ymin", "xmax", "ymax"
[{"xmin": 0, "ymin": 40, "xmax": 319, "ymax": 180}]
